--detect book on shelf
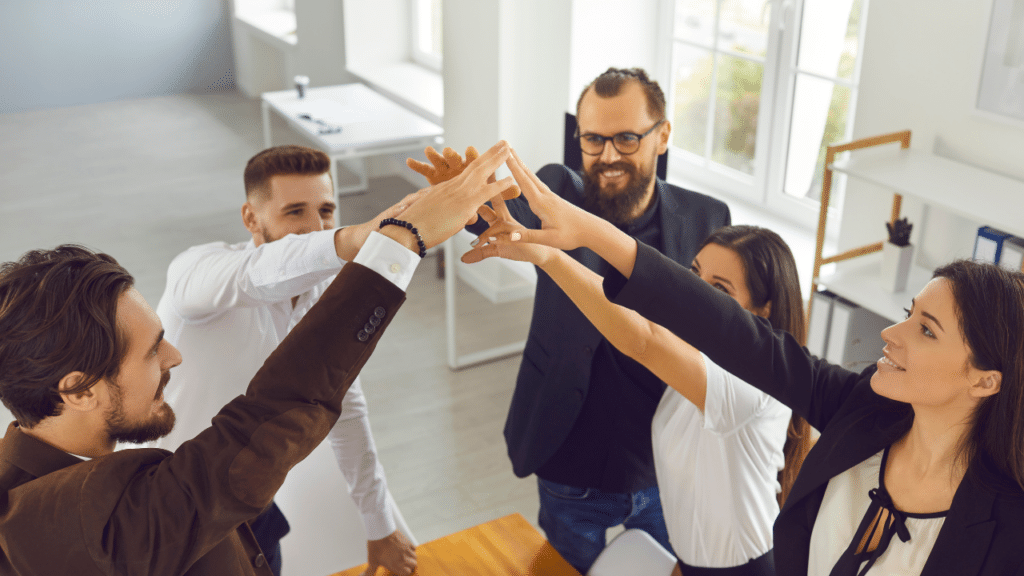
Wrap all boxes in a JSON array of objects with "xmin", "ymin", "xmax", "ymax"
[
  {"xmin": 999, "ymin": 236, "xmax": 1024, "ymax": 272},
  {"xmin": 973, "ymin": 226, "xmax": 1013, "ymax": 264}
]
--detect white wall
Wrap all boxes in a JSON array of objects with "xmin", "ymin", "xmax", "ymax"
[
  {"xmin": 840, "ymin": 0, "xmax": 1024, "ymax": 269},
  {"xmin": 344, "ymin": 0, "xmax": 410, "ymax": 70},
  {"xmin": 443, "ymin": 0, "xmax": 571, "ymax": 171},
  {"xmin": 0, "ymin": 0, "xmax": 235, "ymax": 113},
  {"xmin": 442, "ymin": 0, "xmax": 503, "ymax": 154},
  {"xmin": 568, "ymin": 0, "xmax": 667, "ymax": 112},
  {"xmin": 443, "ymin": 0, "xmax": 666, "ymax": 171},
  {"xmin": 294, "ymin": 0, "xmax": 352, "ymax": 89}
]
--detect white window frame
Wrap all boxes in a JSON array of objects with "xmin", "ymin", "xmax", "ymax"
[
  {"xmin": 410, "ymin": 0, "xmax": 442, "ymax": 72},
  {"xmin": 660, "ymin": 0, "xmax": 868, "ymax": 230}
]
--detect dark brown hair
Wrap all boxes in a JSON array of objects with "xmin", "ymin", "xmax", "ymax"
[
  {"xmin": 243, "ymin": 145, "xmax": 331, "ymax": 202},
  {"xmin": 576, "ymin": 67, "xmax": 667, "ymax": 123},
  {"xmin": 700, "ymin": 225, "xmax": 813, "ymax": 506},
  {"xmin": 934, "ymin": 260, "xmax": 1024, "ymax": 491},
  {"xmin": 0, "ymin": 245, "xmax": 134, "ymax": 427}
]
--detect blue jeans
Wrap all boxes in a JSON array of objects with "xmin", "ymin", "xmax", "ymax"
[{"xmin": 537, "ymin": 477, "xmax": 674, "ymax": 574}]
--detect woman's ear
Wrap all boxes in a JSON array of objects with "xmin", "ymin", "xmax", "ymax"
[
  {"xmin": 754, "ymin": 300, "xmax": 772, "ymax": 320},
  {"xmin": 969, "ymin": 370, "xmax": 1002, "ymax": 399}
]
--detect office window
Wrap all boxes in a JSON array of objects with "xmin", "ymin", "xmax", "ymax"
[
  {"xmin": 411, "ymin": 0, "xmax": 442, "ymax": 71},
  {"xmin": 668, "ymin": 0, "xmax": 866, "ymax": 221}
]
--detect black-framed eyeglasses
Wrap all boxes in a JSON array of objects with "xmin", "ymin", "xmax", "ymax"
[{"xmin": 575, "ymin": 119, "xmax": 665, "ymax": 156}]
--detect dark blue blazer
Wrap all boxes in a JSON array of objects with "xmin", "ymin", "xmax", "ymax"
[
  {"xmin": 604, "ymin": 240, "xmax": 1024, "ymax": 576},
  {"xmin": 469, "ymin": 163, "xmax": 730, "ymax": 478}
]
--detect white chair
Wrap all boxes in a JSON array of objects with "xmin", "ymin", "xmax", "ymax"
[{"xmin": 587, "ymin": 529, "xmax": 676, "ymax": 576}]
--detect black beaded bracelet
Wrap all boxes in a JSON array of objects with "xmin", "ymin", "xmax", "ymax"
[{"xmin": 379, "ymin": 218, "xmax": 427, "ymax": 258}]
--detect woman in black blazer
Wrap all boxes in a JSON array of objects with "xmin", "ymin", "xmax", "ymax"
[{"xmin": 467, "ymin": 149, "xmax": 1024, "ymax": 575}]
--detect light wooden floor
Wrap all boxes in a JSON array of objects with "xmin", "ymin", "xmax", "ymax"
[{"xmin": 0, "ymin": 90, "xmax": 539, "ymax": 576}]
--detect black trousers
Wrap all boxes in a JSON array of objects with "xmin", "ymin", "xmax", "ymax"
[
  {"xmin": 249, "ymin": 500, "xmax": 291, "ymax": 576},
  {"xmin": 678, "ymin": 549, "xmax": 775, "ymax": 576}
]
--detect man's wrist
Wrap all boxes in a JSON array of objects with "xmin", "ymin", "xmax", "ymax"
[
  {"xmin": 354, "ymin": 232, "xmax": 420, "ymax": 291},
  {"xmin": 334, "ymin": 226, "xmax": 360, "ymax": 261},
  {"xmin": 378, "ymin": 224, "xmax": 421, "ymax": 254}
]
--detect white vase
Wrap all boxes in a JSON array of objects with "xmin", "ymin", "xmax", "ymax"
[{"xmin": 880, "ymin": 242, "xmax": 914, "ymax": 293}]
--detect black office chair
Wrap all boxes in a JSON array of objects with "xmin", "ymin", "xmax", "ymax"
[{"xmin": 563, "ymin": 112, "xmax": 667, "ymax": 180}]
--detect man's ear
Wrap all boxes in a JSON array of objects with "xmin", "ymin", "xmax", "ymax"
[
  {"xmin": 656, "ymin": 120, "xmax": 672, "ymax": 155},
  {"xmin": 58, "ymin": 372, "xmax": 102, "ymax": 413},
  {"xmin": 970, "ymin": 370, "xmax": 1002, "ymax": 399},
  {"xmin": 241, "ymin": 201, "xmax": 260, "ymax": 235}
]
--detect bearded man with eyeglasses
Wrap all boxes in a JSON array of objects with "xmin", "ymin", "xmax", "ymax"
[{"xmin": 461, "ymin": 67, "xmax": 732, "ymax": 573}]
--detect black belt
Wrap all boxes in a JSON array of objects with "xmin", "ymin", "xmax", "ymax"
[{"xmin": 678, "ymin": 549, "xmax": 775, "ymax": 576}]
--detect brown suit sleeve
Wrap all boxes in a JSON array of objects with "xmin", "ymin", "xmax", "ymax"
[{"xmin": 77, "ymin": 262, "xmax": 406, "ymax": 575}]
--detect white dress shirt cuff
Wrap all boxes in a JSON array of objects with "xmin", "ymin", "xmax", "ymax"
[
  {"xmin": 362, "ymin": 492, "xmax": 399, "ymax": 540},
  {"xmin": 353, "ymin": 232, "xmax": 420, "ymax": 291},
  {"xmin": 310, "ymin": 228, "xmax": 349, "ymax": 266}
]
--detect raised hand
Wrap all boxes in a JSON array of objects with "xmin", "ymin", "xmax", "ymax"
[
  {"xmin": 407, "ymin": 146, "xmax": 477, "ymax": 185},
  {"xmin": 407, "ymin": 146, "xmax": 520, "ymax": 200},
  {"xmin": 335, "ymin": 190, "xmax": 425, "ymax": 261},
  {"xmin": 382, "ymin": 141, "xmax": 514, "ymax": 251},
  {"xmin": 494, "ymin": 147, "xmax": 596, "ymax": 251},
  {"xmin": 461, "ymin": 202, "xmax": 557, "ymax": 267}
]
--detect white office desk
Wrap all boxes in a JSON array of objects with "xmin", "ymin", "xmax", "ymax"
[{"xmin": 261, "ymin": 83, "xmax": 443, "ymax": 203}]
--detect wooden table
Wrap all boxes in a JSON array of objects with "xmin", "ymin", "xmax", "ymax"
[{"xmin": 330, "ymin": 513, "xmax": 582, "ymax": 576}]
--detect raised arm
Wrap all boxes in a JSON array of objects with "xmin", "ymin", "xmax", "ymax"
[
  {"xmin": 467, "ymin": 147, "xmax": 641, "ymax": 278},
  {"xmin": 465, "ymin": 148, "xmax": 869, "ymax": 431},
  {"xmin": 606, "ymin": 241, "xmax": 869, "ymax": 430},
  {"xmin": 466, "ymin": 205, "xmax": 711, "ymax": 411},
  {"xmin": 165, "ymin": 190, "xmax": 423, "ymax": 320}
]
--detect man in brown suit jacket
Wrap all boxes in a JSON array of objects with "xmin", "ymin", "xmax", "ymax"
[{"xmin": 0, "ymin": 142, "xmax": 514, "ymax": 576}]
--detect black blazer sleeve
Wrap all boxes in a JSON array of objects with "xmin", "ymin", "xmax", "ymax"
[{"xmin": 605, "ymin": 240, "xmax": 865, "ymax": 432}]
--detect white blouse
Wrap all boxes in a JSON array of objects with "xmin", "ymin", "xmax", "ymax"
[
  {"xmin": 808, "ymin": 450, "xmax": 947, "ymax": 575},
  {"xmin": 652, "ymin": 353, "xmax": 791, "ymax": 568}
]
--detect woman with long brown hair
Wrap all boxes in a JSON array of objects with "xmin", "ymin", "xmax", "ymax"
[
  {"xmin": 467, "ymin": 218, "xmax": 811, "ymax": 575},
  {"xmin": 471, "ymin": 148, "xmax": 1024, "ymax": 575}
]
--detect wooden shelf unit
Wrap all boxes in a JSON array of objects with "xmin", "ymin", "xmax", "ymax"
[{"xmin": 809, "ymin": 129, "xmax": 1024, "ymax": 323}]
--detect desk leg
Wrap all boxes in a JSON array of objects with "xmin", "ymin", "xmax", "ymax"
[
  {"xmin": 261, "ymin": 101, "xmax": 272, "ymax": 149},
  {"xmin": 444, "ymin": 237, "xmax": 527, "ymax": 371},
  {"xmin": 445, "ymin": 236, "xmax": 459, "ymax": 369},
  {"xmin": 333, "ymin": 157, "xmax": 370, "ymax": 196}
]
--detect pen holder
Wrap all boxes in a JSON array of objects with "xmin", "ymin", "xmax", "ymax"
[
  {"xmin": 294, "ymin": 75, "xmax": 310, "ymax": 99},
  {"xmin": 879, "ymin": 241, "xmax": 914, "ymax": 293}
]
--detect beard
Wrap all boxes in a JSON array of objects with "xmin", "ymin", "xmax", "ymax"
[
  {"xmin": 105, "ymin": 370, "xmax": 177, "ymax": 445},
  {"xmin": 581, "ymin": 159, "xmax": 656, "ymax": 226},
  {"xmin": 258, "ymin": 225, "xmax": 280, "ymax": 245}
]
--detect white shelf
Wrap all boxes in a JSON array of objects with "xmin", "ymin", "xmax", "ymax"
[
  {"xmin": 815, "ymin": 253, "xmax": 933, "ymax": 323},
  {"xmin": 830, "ymin": 148, "xmax": 1024, "ymax": 238}
]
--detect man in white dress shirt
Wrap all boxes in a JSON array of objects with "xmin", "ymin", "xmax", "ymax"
[{"xmin": 155, "ymin": 145, "xmax": 417, "ymax": 576}]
